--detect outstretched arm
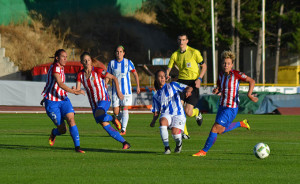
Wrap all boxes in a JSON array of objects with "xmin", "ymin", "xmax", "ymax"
[
  {"xmin": 105, "ymin": 73, "xmax": 124, "ymax": 100},
  {"xmin": 245, "ymin": 77, "xmax": 258, "ymax": 102},
  {"xmin": 53, "ymin": 73, "xmax": 85, "ymax": 95}
]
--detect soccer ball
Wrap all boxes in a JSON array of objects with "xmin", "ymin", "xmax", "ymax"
[{"xmin": 253, "ymin": 143, "xmax": 270, "ymax": 159}]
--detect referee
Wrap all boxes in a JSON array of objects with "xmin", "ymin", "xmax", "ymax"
[{"xmin": 166, "ymin": 33, "xmax": 207, "ymax": 139}]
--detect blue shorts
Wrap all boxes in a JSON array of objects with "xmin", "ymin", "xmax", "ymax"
[
  {"xmin": 93, "ymin": 101, "xmax": 112, "ymax": 123},
  {"xmin": 45, "ymin": 97, "xmax": 75, "ymax": 126},
  {"xmin": 215, "ymin": 105, "xmax": 238, "ymax": 128}
]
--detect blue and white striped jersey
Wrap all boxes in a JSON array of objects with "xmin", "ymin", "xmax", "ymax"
[
  {"xmin": 107, "ymin": 58, "xmax": 136, "ymax": 96},
  {"xmin": 152, "ymin": 82, "xmax": 187, "ymax": 115}
]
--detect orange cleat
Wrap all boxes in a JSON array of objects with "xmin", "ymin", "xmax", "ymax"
[
  {"xmin": 48, "ymin": 129, "xmax": 56, "ymax": 146},
  {"xmin": 112, "ymin": 115, "xmax": 122, "ymax": 131},
  {"xmin": 75, "ymin": 147, "xmax": 85, "ymax": 153},
  {"xmin": 120, "ymin": 130, "xmax": 126, "ymax": 135},
  {"xmin": 122, "ymin": 141, "xmax": 131, "ymax": 150},
  {"xmin": 192, "ymin": 150, "xmax": 207, "ymax": 157}
]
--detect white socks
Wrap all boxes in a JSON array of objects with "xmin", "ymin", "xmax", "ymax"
[
  {"xmin": 172, "ymin": 134, "xmax": 182, "ymax": 147},
  {"xmin": 121, "ymin": 109, "xmax": 129, "ymax": 131},
  {"xmin": 160, "ymin": 126, "xmax": 169, "ymax": 147}
]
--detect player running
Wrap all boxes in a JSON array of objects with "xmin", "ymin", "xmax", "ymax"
[
  {"xmin": 193, "ymin": 50, "xmax": 258, "ymax": 157},
  {"xmin": 74, "ymin": 52, "xmax": 131, "ymax": 150},
  {"xmin": 106, "ymin": 45, "xmax": 140, "ymax": 135},
  {"xmin": 150, "ymin": 70, "xmax": 193, "ymax": 154},
  {"xmin": 41, "ymin": 49, "xmax": 85, "ymax": 153}
]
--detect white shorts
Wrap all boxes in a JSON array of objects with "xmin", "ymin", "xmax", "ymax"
[
  {"xmin": 160, "ymin": 114, "xmax": 186, "ymax": 131},
  {"xmin": 112, "ymin": 94, "xmax": 132, "ymax": 107}
]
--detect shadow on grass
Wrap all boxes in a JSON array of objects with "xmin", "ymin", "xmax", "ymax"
[
  {"xmin": 6, "ymin": 133, "xmax": 150, "ymax": 139},
  {"xmin": 0, "ymin": 144, "xmax": 156, "ymax": 154}
]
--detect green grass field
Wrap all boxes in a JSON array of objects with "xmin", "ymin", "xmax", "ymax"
[{"xmin": 0, "ymin": 113, "xmax": 299, "ymax": 183}]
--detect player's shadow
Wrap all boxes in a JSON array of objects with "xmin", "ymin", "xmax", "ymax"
[{"xmin": 0, "ymin": 143, "xmax": 156, "ymax": 154}]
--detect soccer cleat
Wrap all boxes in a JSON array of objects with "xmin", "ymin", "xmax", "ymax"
[
  {"xmin": 192, "ymin": 150, "xmax": 207, "ymax": 157},
  {"xmin": 75, "ymin": 146, "xmax": 85, "ymax": 153},
  {"xmin": 122, "ymin": 141, "xmax": 131, "ymax": 149},
  {"xmin": 120, "ymin": 130, "xmax": 126, "ymax": 135},
  {"xmin": 242, "ymin": 119, "xmax": 250, "ymax": 130},
  {"xmin": 164, "ymin": 146, "xmax": 171, "ymax": 154},
  {"xmin": 196, "ymin": 109, "xmax": 203, "ymax": 126},
  {"xmin": 174, "ymin": 143, "xmax": 182, "ymax": 153},
  {"xmin": 182, "ymin": 133, "xmax": 190, "ymax": 139},
  {"xmin": 48, "ymin": 129, "xmax": 56, "ymax": 146},
  {"xmin": 112, "ymin": 115, "xmax": 122, "ymax": 131}
]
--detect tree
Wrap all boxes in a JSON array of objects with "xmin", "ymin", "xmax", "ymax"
[
  {"xmin": 230, "ymin": 0, "xmax": 235, "ymax": 54},
  {"xmin": 236, "ymin": 0, "xmax": 240, "ymax": 70},
  {"xmin": 274, "ymin": 2, "xmax": 284, "ymax": 83},
  {"xmin": 155, "ymin": 0, "xmax": 211, "ymax": 50}
]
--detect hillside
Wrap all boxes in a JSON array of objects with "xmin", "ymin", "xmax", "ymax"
[{"xmin": 0, "ymin": 9, "xmax": 176, "ymax": 83}]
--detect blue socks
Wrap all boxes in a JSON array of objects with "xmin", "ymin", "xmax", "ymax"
[
  {"xmin": 103, "ymin": 124, "xmax": 125, "ymax": 143},
  {"xmin": 202, "ymin": 122, "xmax": 242, "ymax": 152},
  {"xmin": 223, "ymin": 122, "xmax": 241, "ymax": 134},
  {"xmin": 69, "ymin": 125, "xmax": 80, "ymax": 147},
  {"xmin": 202, "ymin": 132, "xmax": 218, "ymax": 152}
]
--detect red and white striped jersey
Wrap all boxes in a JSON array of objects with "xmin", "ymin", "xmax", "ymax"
[
  {"xmin": 42, "ymin": 63, "xmax": 67, "ymax": 101},
  {"xmin": 217, "ymin": 70, "xmax": 248, "ymax": 108},
  {"xmin": 77, "ymin": 67, "xmax": 109, "ymax": 109}
]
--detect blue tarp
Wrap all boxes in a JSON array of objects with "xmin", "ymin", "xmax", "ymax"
[
  {"xmin": 255, "ymin": 94, "xmax": 300, "ymax": 114},
  {"xmin": 197, "ymin": 93, "xmax": 300, "ymax": 114}
]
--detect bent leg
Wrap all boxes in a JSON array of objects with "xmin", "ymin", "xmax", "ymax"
[{"xmin": 102, "ymin": 123, "xmax": 125, "ymax": 143}]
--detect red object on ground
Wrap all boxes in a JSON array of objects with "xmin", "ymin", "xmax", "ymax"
[{"xmin": 276, "ymin": 107, "xmax": 300, "ymax": 115}]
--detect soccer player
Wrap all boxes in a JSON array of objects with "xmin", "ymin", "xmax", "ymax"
[
  {"xmin": 193, "ymin": 50, "xmax": 258, "ymax": 157},
  {"xmin": 74, "ymin": 52, "xmax": 131, "ymax": 149},
  {"xmin": 41, "ymin": 49, "xmax": 85, "ymax": 153},
  {"xmin": 166, "ymin": 33, "xmax": 207, "ymax": 139},
  {"xmin": 150, "ymin": 70, "xmax": 193, "ymax": 154},
  {"xmin": 106, "ymin": 45, "xmax": 140, "ymax": 135}
]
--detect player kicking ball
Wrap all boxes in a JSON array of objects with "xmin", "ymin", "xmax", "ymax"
[
  {"xmin": 193, "ymin": 51, "xmax": 258, "ymax": 157},
  {"xmin": 150, "ymin": 70, "xmax": 193, "ymax": 154},
  {"xmin": 74, "ymin": 52, "xmax": 131, "ymax": 150}
]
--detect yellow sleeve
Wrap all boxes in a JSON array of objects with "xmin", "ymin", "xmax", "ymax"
[
  {"xmin": 168, "ymin": 52, "xmax": 176, "ymax": 68},
  {"xmin": 195, "ymin": 50, "xmax": 204, "ymax": 64}
]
